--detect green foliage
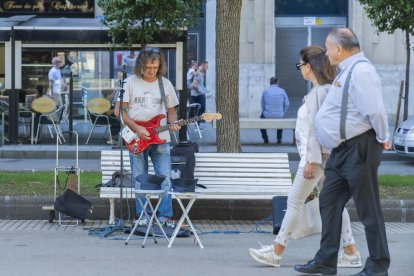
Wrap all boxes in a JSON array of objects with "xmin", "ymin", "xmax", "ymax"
[
  {"xmin": 358, "ymin": 0, "xmax": 414, "ymax": 118},
  {"xmin": 97, "ymin": 0, "xmax": 205, "ymax": 47},
  {"xmin": 357, "ymin": 0, "xmax": 414, "ymax": 36}
]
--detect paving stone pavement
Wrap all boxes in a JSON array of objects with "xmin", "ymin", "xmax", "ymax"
[
  {"xmin": 1, "ymin": 220, "xmax": 414, "ymax": 235},
  {"xmin": 1, "ymin": 220, "xmax": 413, "ymax": 276}
]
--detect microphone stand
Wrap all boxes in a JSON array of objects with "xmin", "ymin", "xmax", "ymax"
[{"xmin": 104, "ymin": 66, "xmax": 130, "ymax": 237}]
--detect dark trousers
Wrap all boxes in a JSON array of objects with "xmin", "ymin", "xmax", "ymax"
[
  {"xmin": 260, "ymin": 113, "xmax": 282, "ymax": 142},
  {"xmin": 314, "ymin": 129, "xmax": 390, "ymax": 273},
  {"xmin": 190, "ymin": 95, "xmax": 206, "ymax": 117}
]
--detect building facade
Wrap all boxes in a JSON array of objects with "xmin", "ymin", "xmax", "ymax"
[{"xmin": 205, "ymin": 0, "xmax": 414, "ymax": 124}]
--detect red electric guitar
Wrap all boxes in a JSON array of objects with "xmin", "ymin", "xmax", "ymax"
[{"xmin": 122, "ymin": 113, "xmax": 222, "ymax": 154}]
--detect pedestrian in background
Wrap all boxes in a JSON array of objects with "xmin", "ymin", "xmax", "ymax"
[
  {"xmin": 294, "ymin": 27, "xmax": 390, "ymax": 276},
  {"xmin": 48, "ymin": 56, "xmax": 64, "ymax": 106},
  {"xmin": 260, "ymin": 76, "xmax": 290, "ymax": 144},
  {"xmin": 198, "ymin": 60, "xmax": 209, "ymax": 117},
  {"xmin": 187, "ymin": 61, "xmax": 206, "ymax": 124}
]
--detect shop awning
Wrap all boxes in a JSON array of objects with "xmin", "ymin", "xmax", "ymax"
[{"xmin": 0, "ymin": 16, "xmax": 185, "ymax": 44}]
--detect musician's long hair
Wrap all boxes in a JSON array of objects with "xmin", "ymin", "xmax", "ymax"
[{"xmin": 134, "ymin": 47, "xmax": 167, "ymax": 78}]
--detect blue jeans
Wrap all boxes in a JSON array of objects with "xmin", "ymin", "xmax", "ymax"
[{"xmin": 129, "ymin": 143, "xmax": 173, "ymax": 218}]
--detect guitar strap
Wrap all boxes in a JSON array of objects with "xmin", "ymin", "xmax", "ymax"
[{"xmin": 158, "ymin": 76, "xmax": 168, "ymax": 111}]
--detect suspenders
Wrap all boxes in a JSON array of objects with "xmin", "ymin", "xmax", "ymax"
[{"xmin": 339, "ymin": 60, "xmax": 370, "ymax": 140}]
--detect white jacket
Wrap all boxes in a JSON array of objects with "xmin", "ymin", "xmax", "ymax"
[{"xmin": 296, "ymin": 84, "xmax": 330, "ymax": 167}]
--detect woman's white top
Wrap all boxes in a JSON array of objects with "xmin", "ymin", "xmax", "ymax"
[{"xmin": 295, "ymin": 84, "xmax": 330, "ymax": 168}]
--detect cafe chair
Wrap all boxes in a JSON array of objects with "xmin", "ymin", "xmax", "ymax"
[
  {"xmin": 35, "ymin": 106, "xmax": 65, "ymax": 144},
  {"xmin": 186, "ymin": 103, "xmax": 202, "ymax": 139},
  {"xmin": 85, "ymin": 98, "xmax": 112, "ymax": 144}
]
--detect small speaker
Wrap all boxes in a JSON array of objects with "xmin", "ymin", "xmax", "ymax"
[{"xmin": 272, "ymin": 196, "xmax": 287, "ymax": 235}]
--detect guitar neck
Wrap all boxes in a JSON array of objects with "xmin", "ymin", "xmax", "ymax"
[{"xmin": 155, "ymin": 115, "xmax": 202, "ymax": 134}]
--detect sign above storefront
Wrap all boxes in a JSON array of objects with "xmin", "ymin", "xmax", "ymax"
[
  {"xmin": 0, "ymin": 0, "xmax": 95, "ymax": 18},
  {"xmin": 304, "ymin": 17, "xmax": 316, "ymax": 26}
]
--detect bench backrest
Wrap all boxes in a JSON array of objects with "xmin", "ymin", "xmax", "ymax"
[{"xmin": 101, "ymin": 150, "xmax": 292, "ymax": 199}]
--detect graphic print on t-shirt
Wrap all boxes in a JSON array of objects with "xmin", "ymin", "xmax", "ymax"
[{"xmin": 133, "ymin": 90, "xmax": 162, "ymax": 110}]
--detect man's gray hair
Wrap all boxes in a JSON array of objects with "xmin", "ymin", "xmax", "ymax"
[{"xmin": 328, "ymin": 28, "xmax": 360, "ymax": 50}]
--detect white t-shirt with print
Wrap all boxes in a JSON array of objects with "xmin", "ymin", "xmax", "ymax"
[{"xmin": 120, "ymin": 75, "xmax": 179, "ymax": 142}]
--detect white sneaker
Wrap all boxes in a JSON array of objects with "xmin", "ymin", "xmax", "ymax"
[
  {"xmin": 137, "ymin": 217, "xmax": 149, "ymax": 226},
  {"xmin": 249, "ymin": 244, "xmax": 282, "ymax": 267},
  {"xmin": 337, "ymin": 250, "xmax": 362, "ymax": 268}
]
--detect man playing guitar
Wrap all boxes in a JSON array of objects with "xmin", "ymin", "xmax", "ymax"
[{"xmin": 114, "ymin": 47, "xmax": 181, "ymax": 226}]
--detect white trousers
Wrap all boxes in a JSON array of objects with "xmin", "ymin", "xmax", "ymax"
[{"xmin": 274, "ymin": 163, "xmax": 356, "ymax": 248}]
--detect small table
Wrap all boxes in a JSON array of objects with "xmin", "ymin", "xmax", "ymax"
[
  {"xmin": 168, "ymin": 192, "xmax": 204, "ymax": 249},
  {"xmin": 125, "ymin": 190, "xmax": 170, "ymax": 248}
]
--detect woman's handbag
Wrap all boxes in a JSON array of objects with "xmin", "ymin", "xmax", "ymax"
[{"xmin": 291, "ymin": 197, "xmax": 322, "ymax": 240}]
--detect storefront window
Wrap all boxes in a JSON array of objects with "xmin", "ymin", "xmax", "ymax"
[
  {"xmin": 15, "ymin": 47, "xmax": 175, "ymax": 144},
  {"xmin": 21, "ymin": 49, "xmax": 114, "ymax": 119}
]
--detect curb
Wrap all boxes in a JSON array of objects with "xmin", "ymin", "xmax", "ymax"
[{"xmin": 1, "ymin": 196, "xmax": 413, "ymax": 222}]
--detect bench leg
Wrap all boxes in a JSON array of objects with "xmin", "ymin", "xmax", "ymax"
[
  {"xmin": 292, "ymin": 129, "xmax": 296, "ymax": 145},
  {"xmin": 109, "ymin": 198, "xmax": 115, "ymax": 225}
]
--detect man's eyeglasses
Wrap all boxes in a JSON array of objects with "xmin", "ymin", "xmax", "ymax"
[{"xmin": 296, "ymin": 63, "xmax": 307, "ymax": 71}]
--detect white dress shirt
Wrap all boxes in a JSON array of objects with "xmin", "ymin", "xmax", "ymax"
[{"xmin": 315, "ymin": 52, "xmax": 389, "ymax": 150}]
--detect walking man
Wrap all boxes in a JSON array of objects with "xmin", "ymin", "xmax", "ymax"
[{"xmin": 294, "ymin": 28, "xmax": 390, "ymax": 276}]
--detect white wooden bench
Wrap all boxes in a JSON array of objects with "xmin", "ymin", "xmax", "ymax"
[
  {"xmin": 100, "ymin": 150, "xmax": 292, "ymax": 223},
  {"xmin": 213, "ymin": 118, "xmax": 297, "ymax": 144}
]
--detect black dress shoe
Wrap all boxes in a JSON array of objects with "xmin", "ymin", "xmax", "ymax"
[
  {"xmin": 294, "ymin": 260, "xmax": 337, "ymax": 275},
  {"xmin": 351, "ymin": 269, "xmax": 388, "ymax": 276}
]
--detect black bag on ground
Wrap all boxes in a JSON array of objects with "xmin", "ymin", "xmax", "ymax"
[
  {"xmin": 54, "ymin": 189, "xmax": 93, "ymax": 220},
  {"xmin": 170, "ymin": 141, "xmax": 199, "ymax": 179},
  {"xmin": 136, "ymin": 173, "xmax": 166, "ymax": 190}
]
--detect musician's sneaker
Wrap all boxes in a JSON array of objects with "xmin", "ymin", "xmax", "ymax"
[
  {"xmin": 159, "ymin": 217, "xmax": 176, "ymax": 228},
  {"xmin": 136, "ymin": 217, "xmax": 149, "ymax": 226}
]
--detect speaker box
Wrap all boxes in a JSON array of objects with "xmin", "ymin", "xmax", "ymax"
[{"xmin": 272, "ymin": 196, "xmax": 287, "ymax": 235}]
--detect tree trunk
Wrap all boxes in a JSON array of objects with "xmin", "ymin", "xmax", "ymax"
[
  {"xmin": 403, "ymin": 30, "xmax": 410, "ymax": 120},
  {"xmin": 215, "ymin": 0, "xmax": 242, "ymax": 153}
]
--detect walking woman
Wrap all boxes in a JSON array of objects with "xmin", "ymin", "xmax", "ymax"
[{"xmin": 249, "ymin": 46, "xmax": 362, "ymax": 268}]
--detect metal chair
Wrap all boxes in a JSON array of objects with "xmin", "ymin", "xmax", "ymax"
[
  {"xmin": 186, "ymin": 103, "xmax": 202, "ymax": 139},
  {"xmin": 35, "ymin": 106, "xmax": 65, "ymax": 144},
  {"xmin": 85, "ymin": 98, "xmax": 112, "ymax": 144}
]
